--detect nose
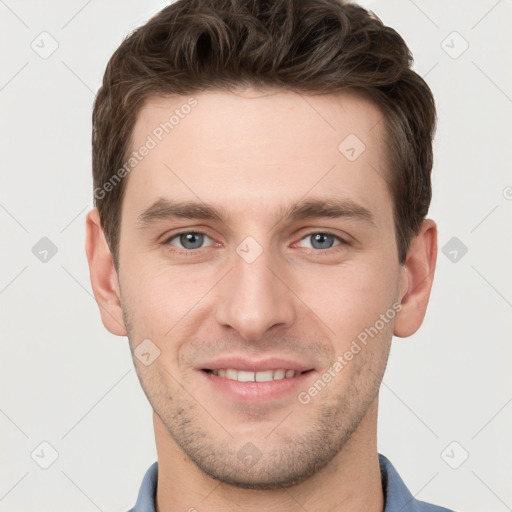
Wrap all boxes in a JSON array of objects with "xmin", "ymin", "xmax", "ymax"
[{"xmin": 214, "ymin": 242, "xmax": 297, "ymax": 342}]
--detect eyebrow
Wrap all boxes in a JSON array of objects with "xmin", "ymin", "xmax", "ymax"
[{"xmin": 136, "ymin": 196, "xmax": 376, "ymax": 229}]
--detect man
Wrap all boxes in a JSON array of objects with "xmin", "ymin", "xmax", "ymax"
[{"xmin": 85, "ymin": 0, "xmax": 454, "ymax": 510}]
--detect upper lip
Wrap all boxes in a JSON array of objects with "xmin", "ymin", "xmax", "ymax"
[{"xmin": 199, "ymin": 357, "xmax": 314, "ymax": 373}]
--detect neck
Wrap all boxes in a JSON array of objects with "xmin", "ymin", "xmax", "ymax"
[{"xmin": 153, "ymin": 398, "xmax": 384, "ymax": 512}]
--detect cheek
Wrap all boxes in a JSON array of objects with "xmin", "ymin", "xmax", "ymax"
[
  {"xmin": 298, "ymin": 260, "xmax": 399, "ymax": 336},
  {"xmin": 121, "ymin": 262, "xmax": 215, "ymax": 338}
]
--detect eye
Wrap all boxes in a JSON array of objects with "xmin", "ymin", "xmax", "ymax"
[
  {"xmin": 165, "ymin": 231, "xmax": 214, "ymax": 251},
  {"xmin": 297, "ymin": 232, "xmax": 346, "ymax": 250},
  {"xmin": 163, "ymin": 230, "xmax": 349, "ymax": 255}
]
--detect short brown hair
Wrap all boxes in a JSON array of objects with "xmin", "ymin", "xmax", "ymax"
[{"xmin": 92, "ymin": 0, "xmax": 436, "ymax": 268}]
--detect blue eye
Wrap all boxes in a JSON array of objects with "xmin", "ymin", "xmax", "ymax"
[
  {"xmin": 298, "ymin": 233, "xmax": 343, "ymax": 250},
  {"xmin": 163, "ymin": 230, "xmax": 348, "ymax": 256},
  {"xmin": 166, "ymin": 232, "xmax": 213, "ymax": 250}
]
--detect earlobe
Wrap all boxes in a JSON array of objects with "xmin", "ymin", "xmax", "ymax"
[
  {"xmin": 394, "ymin": 219, "xmax": 437, "ymax": 338},
  {"xmin": 85, "ymin": 208, "xmax": 127, "ymax": 336}
]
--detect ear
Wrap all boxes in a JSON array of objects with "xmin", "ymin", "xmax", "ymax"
[
  {"xmin": 394, "ymin": 219, "xmax": 437, "ymax": 338},
  {"xmin": 85, "ymin": 208, "xmax": 127, "ymax": 336}
]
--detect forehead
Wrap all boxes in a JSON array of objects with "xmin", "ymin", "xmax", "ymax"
[{"xmin": 122, "ymin": 88, "xmax": 391, "ymax": 226}]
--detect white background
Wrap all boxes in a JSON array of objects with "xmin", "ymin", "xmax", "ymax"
[{"xmin": 1, "ymin": 1, "xmax": 511, "ymax": 511}]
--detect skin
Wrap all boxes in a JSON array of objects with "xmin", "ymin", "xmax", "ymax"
[{"xmin": 85, "ymin": 88, "xmax": 437, "ymax": 512}]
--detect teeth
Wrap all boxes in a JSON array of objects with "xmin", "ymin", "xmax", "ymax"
[
  {"xmin": 225, "ymin": 369, "xmax": 237, "ymax": 380},
  {"xmin": 273, "ymin": 369, "xmax": 285, "ymax": 380},
  {"xmin": 255, "ymin": 370, "xmax": 273, "ymax": 382},
  {"xmin": 237, "ymin": 370, "xmax": 255, "ymax": 382},
  {"xmin": 210, "ymin": 369, "xmax": 301, "ymax": 381}
]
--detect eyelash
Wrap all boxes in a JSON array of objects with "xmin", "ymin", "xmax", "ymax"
[{"xmin": 162, "ymin": 230, "xmax": 350, "ymax": 256}]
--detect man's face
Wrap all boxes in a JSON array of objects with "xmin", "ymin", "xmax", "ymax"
[{"xmin": 117, "ymin": 89, "xmax": 405, "ymax": 488}]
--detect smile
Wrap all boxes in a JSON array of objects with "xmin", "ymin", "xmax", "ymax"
[{"xmin": 204, "ymin": 369, "xmax": 304, "ymax": 382}]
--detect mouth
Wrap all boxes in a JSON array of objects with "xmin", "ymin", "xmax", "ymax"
[
  {"xmin": 202, "ymin": 368, "xmax": 313, "ymax": 382},
  {"xmin": 199, "ymin": 359, "xmax": 316, "ymax": 402}
]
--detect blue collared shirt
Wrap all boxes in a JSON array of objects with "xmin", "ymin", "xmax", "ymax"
[{"xmin": 127, "ymin": 453, "xmax": 455, "ymax": 511}]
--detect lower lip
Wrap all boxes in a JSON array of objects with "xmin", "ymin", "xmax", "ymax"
[{"xmin": 199, "ymin": 370, "xmax": 316, "ymax": 402}]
